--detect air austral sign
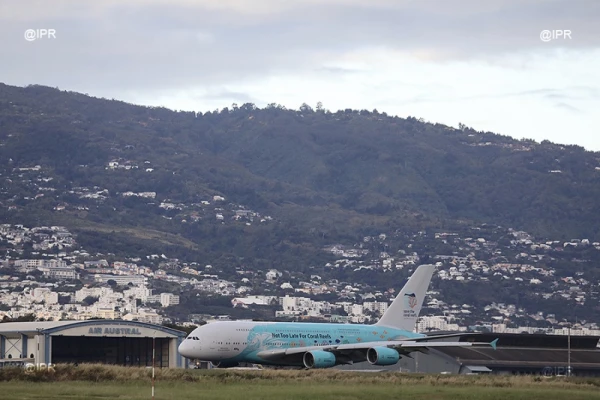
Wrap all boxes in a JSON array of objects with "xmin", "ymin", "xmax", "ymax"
[{"xmin": 88, "ymin": 327, "xmax": 142, "ymax": 335}]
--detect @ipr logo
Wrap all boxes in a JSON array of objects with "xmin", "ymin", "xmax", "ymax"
[
  {"xmin": 540, "ymin": 30, "xmax": 572, "ymax": 42},
  {"xmin": 542, "ymin": 366, "xmax": 572, "ymax": 376},
  {"xmin": 24, "ymin": 29, "xmax": 57, "ymax": 41}
]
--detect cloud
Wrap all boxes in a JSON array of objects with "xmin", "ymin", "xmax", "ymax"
[
  {"xmin": 1, "ymin": 0, "xmax": 598, "ymax": 96},
  {"xmin": 0, "ymin": 0, "xmax": 599, "ymax": 150},
  {"xmin": 554, "ymin": 102, "xmax": 581, "ymax": 113}
]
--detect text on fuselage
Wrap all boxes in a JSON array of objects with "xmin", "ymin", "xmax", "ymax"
[{"xmin": 272, "ymin": 333, "xmax": 331, "ymax": 339}]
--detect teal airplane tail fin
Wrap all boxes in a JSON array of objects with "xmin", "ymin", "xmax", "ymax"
[{"xmin": 490, "ymin": 338, "xmax": 499, "ymax": 350}]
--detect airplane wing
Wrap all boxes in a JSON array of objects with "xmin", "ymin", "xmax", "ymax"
[
  {"xmin": 257, "ymin": 338, "xmax": 498, "ymax": 362},
  {"xmin": 334, "ymin": 338, "xmax": 497, "ymax": 354}
]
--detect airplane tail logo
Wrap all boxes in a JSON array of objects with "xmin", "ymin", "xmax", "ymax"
[{"xmin": 404, "ymin": 293, "xmax": 417, "ymax": 309}]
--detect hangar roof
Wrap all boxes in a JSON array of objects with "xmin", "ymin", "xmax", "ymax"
[
  {"xmin": 0, "ymin": 320, "xmax": 186, "ymax": 337},
  {"xmin": 0, "ymin": 321, "xmax": 77, "ymax": 333},
  {"xmin": 432, "ymin": 332, "xmax": 600, "ymax": 349}
]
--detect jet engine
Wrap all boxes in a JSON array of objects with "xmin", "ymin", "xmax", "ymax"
[
  {"xmin": 366, "ymin": 347, "xmax": 400, "ymax": 366},
  {"xmin": 302, "ymin": 350, "xmax": 336, "ymax": 369}
]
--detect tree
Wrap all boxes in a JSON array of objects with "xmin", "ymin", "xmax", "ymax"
[
  {"xmin": 299, "ymin": 103, "xmax": 313, "ymax": 113},
  {"xmin": 163, "ymin": 323, "xmax": 196, "ymax": 334},
  {"xmin": 82, "ymin": 296, "xmax": 99, "ymax": 306},
  {"xmin": 1, "ymin": 314, "xmax": 36, "ymax": 322}
]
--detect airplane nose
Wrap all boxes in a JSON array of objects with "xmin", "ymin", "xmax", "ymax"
[{"xmin": 178, "ymin": 341, "xmax": 193, "ymax": 358}]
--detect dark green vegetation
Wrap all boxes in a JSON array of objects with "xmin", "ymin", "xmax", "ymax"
[
  {"xmin": 1, "ymin": 83, "xmax": 599, "ymax": 268},
  {"xmin": 1, "ymin": 365, "xmax": 600, "ymax": 400}
]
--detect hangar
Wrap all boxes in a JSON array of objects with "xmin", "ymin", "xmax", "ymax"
[
  {"xmin": 0, "ymin": 320, "xmax": 187, "ymax": 368},
  {"xmin": 400, "ymin": 332, "xmax": 600, "ymax": 376},
  {"xmin": 338, "ymin": 332, "xmax": 600, "ymax": 376}
]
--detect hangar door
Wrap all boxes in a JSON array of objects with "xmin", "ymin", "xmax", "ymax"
[{"xmin": 52, "ymin": 336, "xmax": 170, "ymax": 367}]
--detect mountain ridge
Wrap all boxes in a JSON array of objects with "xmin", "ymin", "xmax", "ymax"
[{"xmin": 1, "ymin": 83, "xmax": 599, "ymax": 264}]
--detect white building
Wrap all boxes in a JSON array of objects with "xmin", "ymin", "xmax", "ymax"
[
  {"xmin": 363, "ymin": 302, "xmax": 389, "ymax": 315},
  {"xmin": 123, "ymin": 308, "xmax": 163, "ymax": 324},
  {"xmin": 123, "ymin": 286, "xmax": 153, "ymax": 302},
  {"xmin": 94, "ymin": 274, "xmax": 147, "ymax": 286},
  {"xmin": 75, "ymin": 287, "xmax": 114, "ymax": 302},
  {"xmin": 417, "ymin": 316, "xmax": 446, "ymax": 332},
  {"xmin": 31, "ymin": 288, "xmax": 58, "ymax": 305},
  {"xmin": 39, "ymin": 266, "xmax": 79, "ymax": 280},
  {"xmin": 160, "ymin": 293, "xmax": 180, "ymax": 308}
]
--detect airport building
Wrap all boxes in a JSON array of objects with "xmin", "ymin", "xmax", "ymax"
[
  {"xmin": 0, "ymin": 320, "xmax": 187, "ymax": 368},
  {"xmin": 339, "ymin": 333, "xmax": 600, "ymax": 376}
]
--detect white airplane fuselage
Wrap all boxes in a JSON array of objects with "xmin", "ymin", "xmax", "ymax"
[{"xmin": 178, "ymin": 320, "xmax": 421, "ymax": 367}]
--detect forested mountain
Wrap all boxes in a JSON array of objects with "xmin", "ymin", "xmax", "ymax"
[{"xmin": 1, "ymin": 83, "xmax": 599, "ymax": 269}]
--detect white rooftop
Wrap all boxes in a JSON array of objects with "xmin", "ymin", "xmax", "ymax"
[{"xmin": 0, "ymin": 321, "xmax": 77, "ymax": 334}]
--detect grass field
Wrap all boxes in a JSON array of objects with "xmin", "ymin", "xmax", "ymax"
[{"xmin": 1, "ymin": 364, "xmax": 600, "ymax": 400}]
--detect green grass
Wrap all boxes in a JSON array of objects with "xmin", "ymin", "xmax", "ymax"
[
  {"xmin": 3, "ymin": 380, "xmax": 600, "ymax": 400},
  {"xmin": 1, "ymin": 365, "xmax": 600, "ymax": 400}
]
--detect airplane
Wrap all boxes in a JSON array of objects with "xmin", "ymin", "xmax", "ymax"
[{"xmin": 178, "ymin": 264, "xmax": 498, "ymax": 369}]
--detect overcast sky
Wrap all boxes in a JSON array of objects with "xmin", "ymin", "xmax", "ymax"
[{"xmin": 2, "ymin": 0, "xmax": 599, "ymax": 150}]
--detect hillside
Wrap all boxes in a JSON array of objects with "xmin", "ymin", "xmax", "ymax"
[{"xmin": 1, "ymin": 83, "xmax": 600, "ymax": 268}]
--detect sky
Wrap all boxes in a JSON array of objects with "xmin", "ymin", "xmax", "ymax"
[{"xmin": 1, "ymin": 0, "xmax": 599, "ymax": 150}]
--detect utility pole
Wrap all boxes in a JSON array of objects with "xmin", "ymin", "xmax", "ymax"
[
  {"xmin": 152, "ymin": 332, "xmax": 156, "ymax": 400},
  {"xmin": 35, "ymin": 328, "xmax": 42, "ymax": 366},
  {"xmin": 36, "ymin": 334, "xmax": 39, "ymax": 365},
  {"xmin": 567, "ymin": 326, "xmax": 571, "ymax": 377},
  {"xmin": 415, "ymin": 352, "xmax": 419, "ymax": 373}
]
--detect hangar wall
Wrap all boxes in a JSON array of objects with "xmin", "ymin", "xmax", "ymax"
[{"xmin": 0, "ymin": 320, "xmax": 187, "ymax": 368}]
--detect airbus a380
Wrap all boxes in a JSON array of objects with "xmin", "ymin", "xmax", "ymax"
[{"xmin": 178, "ymin": 264, "xmax": 497, "ymax": 368}]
